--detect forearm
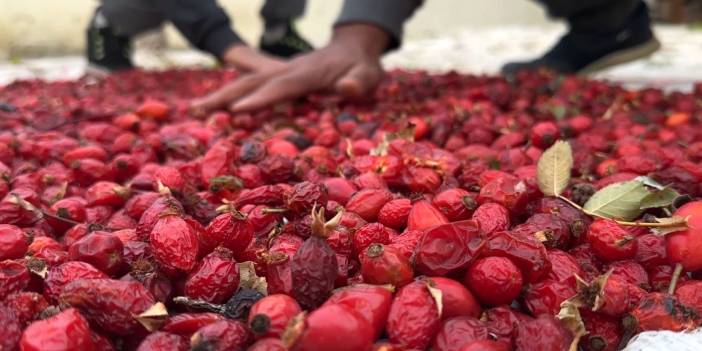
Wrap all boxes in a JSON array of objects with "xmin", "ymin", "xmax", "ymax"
[
  {"xmin": 154, "ymin": 0, "xmax": 244, "ymax": 59},
  {"xmin": 334, "ymin": 0, "xmax": 424, "ymax": 51}
]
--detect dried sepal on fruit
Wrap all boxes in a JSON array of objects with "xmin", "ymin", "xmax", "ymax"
[
  {"xmin": 238, "ymin": 261, "xmax": 268, "ymax": 296},
  {"xmin": 556, "ymin": 299, "xmax": 587, "ymax": 351}
]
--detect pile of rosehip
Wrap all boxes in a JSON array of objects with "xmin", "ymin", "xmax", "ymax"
[{"xmin": 2, "ymin": 68, "xmax": 702, "ymax": 351}]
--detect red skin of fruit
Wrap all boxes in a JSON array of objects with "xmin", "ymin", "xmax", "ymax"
[
  {"xmin": 0, "ymin": 224, "xmax": 28, "ymax": 260},
  {"xmin": 291, "ymin": 304, "xmax": 374, "ymax": 351},
  {"xmin": 203, "ymin": 211, "xmax": 254, "ymax": 256},
  {"xmin": 649, "ymin": 264, "xmax": 688, "ymax": 292},
  {"xmin": 136, "ymin": 331, "xmax": 188, "ymax": 351},
  {"xmin": 259, "ymin": 155, "xmax": 295, "ymax": 183},
  {"xmin": 20, "ymin": 308, "xmax": 96, "ymax": 351},
  {"xmin": 431, "ymin": 316, "xmax": 490, "ymax": 351},
  {"xmin": 530, "ymin": 197, "xmax": 591, "ymax": 243},
  {"xmin": 630, "ymin": 292, "xmax": 700, "ymax": 332},
  {"xmin": 464, "ymin": 256, "xmax": 523, "ymax": 306},
  {"xmin": 150, "ymin": 214, "xmax": 199, "ymax": 272},
  {"xmin": 285, "ymin": 181, "xmax": 328, "ymax": 216},
  {"xmin": 353, "ymin": 223, "xmax": 395, "ymax": 255},
  {"xmin": 472, "ymin": 203, "xmax": 510, "ymax": 236},
  {"xmin": 291, "ymin": 235, "xmax": 338, "ymax": 310},
  {"xmin": 59, "ymin": 278, "xmax": 157, "ymax": 336},
  {"xmin": 511, "ymin": 213, "xmax": 571, "ymax": 249},
  {"xmin": 607, "ymin": 260, "xmax": 650, "ymax": 290},
  {"xmin": 249, "ymin": 338, "xmax": 287, "ymax": 351},
  {"xmin": 0, "ymin": 306, "xmax": 22, "ymax": 351},
  {"xmin": 161, "ymin": 312, "xmax": 224, "ymax": 336},
  {"xmin": 667, "ymin": 201, "xmax": 702, "ymax": 271},
  {"xmin": 324, "ymin": 283, "xmax": 393, "ymax": 339},
  {"xmin": 597, "ymin": 276, "xmax": 646, "ymax": 317},
  {"xmin": 587, "ymin": 219, "xmax": 637, "ymax": 262},
  {"xmin": 402, "ymin": 166, "xmax": 442, "ymax": 193},
  {"xmin": 675, "ymin": 281, "xmax": 702, "ymax": 315},
  {"xmin": 345, "ymin": 189, "xmax": 394, "ymax": 222},
  {"xmin": 185, "ymin": 247, "xmax": 239, "ymax": 303},
  {"xmin": 429, "ymin": 277, "xmax": 481, "ymax": 319},
  {"xmin": 248, "ymin": 294, "xmax": 301, "ymax": 339},
  {"xmin": 0, "ymin": 260, "xmax": 30, "ymax": 300},
  {"xmin": 85, "ymin": 181, "xmax": 130, "ymax": 207},
  {"xmin": 546, "ymin": 249, "xmax": 584, "ymax": 285},
  {"xmin": 353, "ymin": 172, "xmax": 388, "ymax": 190},
  {"xmin": 63, "ymin": 145, "xmax": 109, "ymax": 164},
  {"xmin": 136, "ymin": 196, "xmax": 184, "ymax": 241},
  {"xmin": 322, "ymin": 177, "xmax": 357, "ymax": 205},
  {"xmin": 458, "ymin": 340, "xmax": 510, "ymax": 351},
  {"xmin": 407, "ymin": 200, "xmax": 449, "ymax": 231},
  {"xmin": 3, "ymin": 292, "xmax": 49, "ymax": 327},
  {"xmin": 415, "ymin": 220, "xmax": 484, "ymax": 276},
  {"xmin": 569, "ymin": 243, "xmax": 603, "ymax": 281},
  {"xmin": 387, "ymin": 280, "xmax": 441, "ymax": 349},
  {"xmin": 360, "ymin": 243, "xmax": 413, "ymax": 287},
  {"xmin": 477, "ymin": 176, "xmax": 528, "ymax": 214},
  {"xmin": 432, "ymin": 188, "xmax": 477, "ymax": 221},
  {"xmin": 47, "ymin": 196, "xmax": 87, "ymax": 232},
  {"xmin": 266, "ymin": 236, "xmax": 301, "ymax": 295},
  {"xmin": 530, "ymin": 121, "xmax": 560, "ymax": 148},
  {"xmin": 581, "ymin": 310, "xmax": 622, "ymax": 351},
  {"xmin": 483, "ymin": 305, "xmax": 533, "ymax": 346},
  {"xmin": 483, "ymin": 231, "xmax": 551, "ymax": 283},
  {"xmin": 635, "ymin": 233, "xmax": 668, "ymax": 269},
  {"xmin": 201, "ymin": 140, "xmax": 235, "ymax": 186},
  {"xmin": 378, "ymin": 198, "xmax": 412, "ymax": 230},
  {"xmin": 68, "ymin": 232, "xmax": 124, "ymax": 276},
  {"xmin": 388, "ymin": 229, "xmax": 423, "ymax": 260},
  {"xmin": 137, "ymin": 98, "xmax": 170, "ymax": 119},
  {"xmin": 523, "ymin": 279, "xmax": 576, "ymax": 316},
  {"xmin": 124, "ymin": 191, "xmax": 161, "ymax": 219},
  {"xmin": 514, "ymin": 315, "xmax": 572, "ymax": 351},
  {"xmin": 44, "ymin": 261, "xmax": 107, "ymax": 301}
]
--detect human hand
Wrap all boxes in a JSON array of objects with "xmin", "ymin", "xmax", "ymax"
[
  {"xmin": 221, "ymin": 44, "xmax": 286, "ymax": 73},
  {"xmin": 192, "ymin": 24, "xmax": 390, "ymax": 112}
]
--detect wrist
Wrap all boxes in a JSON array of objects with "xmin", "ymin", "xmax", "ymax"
[
  {"xmin": 221, "ymin": 43, "xmax": 250, "ymax": 65},
  {"xmin": 330, "ymin": 24, "xmax": 390, "ymax": 58}
]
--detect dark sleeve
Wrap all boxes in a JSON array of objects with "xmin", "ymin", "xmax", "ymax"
[
  {"xmin": 155, "ymin": 0, "xmax": 244, "ymax": 59},
  {"xmin": 334, "ymin": 0, "xmax": 424, "ymax": 50}
]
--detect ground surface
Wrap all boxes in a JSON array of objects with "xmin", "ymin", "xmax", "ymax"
[{"xmin": 2, "ymin": 25, "xmax": 702, "ymax": 91}]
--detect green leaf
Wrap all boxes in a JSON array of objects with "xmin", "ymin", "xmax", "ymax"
[
  {"xmin": 640, "ymin": 186, "xmax": 680, "ymax": 210},
  {"xmin": 536, "ymin": 140, "xmax": 573, "ymax": 197},
  {"xmin": 583, "ymin": 180, "xmax": 650, "ymax": 221}
]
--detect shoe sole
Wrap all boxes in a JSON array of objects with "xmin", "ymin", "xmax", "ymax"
[{"xmin": 577, "ymin": 37, "xmax": 661, "ymax": 75}]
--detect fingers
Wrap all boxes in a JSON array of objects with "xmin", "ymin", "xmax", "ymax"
[
  {"xmin": 229, "ymin": 72, "xmax": 318, "ymax": 113},
  {"xmin": 335, "ymin": 62, "xmax": 383, "ymax": 99},
  {"xmin": 190, "ymin": 74, "xmax": 269, "ymax": 111}
]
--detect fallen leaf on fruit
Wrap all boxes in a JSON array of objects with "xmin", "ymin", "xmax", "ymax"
[
  {"xmin": 584, "ymin": 180, "xmax": 650, "ymax": 221},
  {"xmin": 537, "ymin": 140, "xmax": 573, "ymax": 197}
]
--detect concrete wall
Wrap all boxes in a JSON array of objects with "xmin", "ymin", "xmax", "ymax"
[{"xmin": 0, "ymin": 0, "xmax": 551, "ymax": 59}]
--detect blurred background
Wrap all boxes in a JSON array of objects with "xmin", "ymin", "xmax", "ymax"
[
  {"xmin": 0, "ymin": 0, "xmax": 549, "ymax": 59},
  {"xmin": 2, "ymin": 0, "xmax": 702, "ymax": 88}
]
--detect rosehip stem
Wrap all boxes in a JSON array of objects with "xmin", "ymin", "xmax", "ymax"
[{"xmin": 668, "ymin": 263, "xmax": 684, "ymax": 295}]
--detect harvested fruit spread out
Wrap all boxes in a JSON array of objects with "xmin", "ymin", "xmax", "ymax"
[{"xmin": 3, "ymin": 68, "xmax": 702, "ymax": 351}]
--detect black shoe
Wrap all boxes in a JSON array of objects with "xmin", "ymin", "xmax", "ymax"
[
  {"xmin": 259, "ymin": 22, "xmax": 313, "ymax": 58},
  {"xmin": 501, "ymin": 3, "xmax": 660, "ymax": 76},
  {"xmin": 86, "ymin": 8, "xmax": 133, "ymax": 73}
]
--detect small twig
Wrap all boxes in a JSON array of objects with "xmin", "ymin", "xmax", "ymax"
[{"xmin": 668, "ymin": 263, "xmax": 684, "ymax": 295}]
